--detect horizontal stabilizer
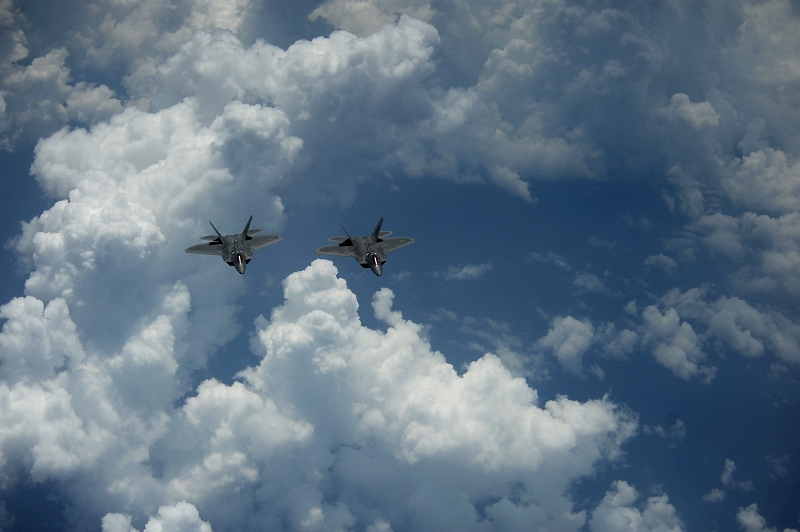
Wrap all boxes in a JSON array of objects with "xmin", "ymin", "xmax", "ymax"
[
  {"xmin": 247, "ymin": 228, "xmax": 262, "ymax": 236},
  {"xmin": 200, "ymin": 235, "xmax": 219, "ymax": 241},
  {"xmin": 328, "ymin": 236, "xmax": 348, "ymax": 242},
  {"xmin": 378, "ymin": 231, "xmax": 392, "ymax": 238}
]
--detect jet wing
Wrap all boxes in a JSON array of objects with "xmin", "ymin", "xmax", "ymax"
[
  {"xmin": 315, "ymin": 244, "xmax": 356, "ymax": 257},
  {"xmin": 186, "ymin": 243, "xmax": 224, "ymax": 255},
  {"xmin": 248, "ymin": 234, "xmax": 283, "ymax": 250},
  {"xmin": 381, "ymin": 237, "xmax": 415, "ymax": 252}
]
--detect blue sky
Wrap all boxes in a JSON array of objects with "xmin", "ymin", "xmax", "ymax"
[{"xmin": 0, "ymin": 0, "xmax": 799, "ymax": 531}]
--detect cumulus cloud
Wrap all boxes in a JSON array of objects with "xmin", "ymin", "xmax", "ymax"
[
  {"xmin": 661, "ymin": 93, "xmax": 719, "ymax": 129},
  {"xmin": 594, "ymin": 323, "xmax": 639, "ymax": 359},
  {"xmin": 0, "ymin": 45, "xmax": 124, "ymax": 148},
  {"xmin": 665, "ymin": 166, "xmax": 706, "ymax": 220},
  {"xmin": 4, "ymin": 0, "xmax": 800, "ymax": 529},
  {"xmin": 309, "ymin": 0, "xmax": 434, "ymax": 37},
  {"xmin": 641, "ymin": 305, "xmax": 716, "ymax": 382},
  {"xmin": 103, "ymin": 502, "xmax": 213, "ymax": 532},
  {"xmin": 689, "ymin": 212, "xmax": 800, "ymax": 299},
  {"xmin": 428, "ymin": 309, "xmax": 547, "ymax": 379},
  {"xmin": 723, "ymin": 149, "xmax": 800, "ymax": 215},
  {"xmin": 589, "ymin": 480, "xmax": 686, "ymax": 532},
  {"xmin": 661, "ymin": 287, "xmax": 800, "ymax": 365},
  {"xmin": 736, "ymin": 503, "xmax": 799, "ymax": 532},
  {"xmin": 1, "ymin": 11, "xmax": 645, "ymax": 527},
  {"xmin": 9, "ymin": 97, "xmax": 300, "ymax": 371},
  {"xmin": 0, "ymin": 256, "xmax": 638, "ymax": 530},
  {"xmin": 538, "ymin": 316, "xmax": 595, "ymax": 375}
]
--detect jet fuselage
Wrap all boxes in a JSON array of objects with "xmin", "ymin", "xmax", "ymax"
[
  {"xmin": 185, "ymin": 216, "xmax": 282, "ymax": 275},
  {"xmin": 314, "ymin": 217, "xmax": 413, "ymax": 277}
]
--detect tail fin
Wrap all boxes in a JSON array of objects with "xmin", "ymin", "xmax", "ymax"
[
  {"xmin": 209, "ymin": 221, "xmax": 224, "ymax": 241},
  {"xmin": 339, "ymin": 223, "xmax": 353, "ymax": 247},
  {"xmin": 241, "ymin": 215, "xmax": 253, "ymax": 239},
  {"xmin": 371, "ymin": 217, "xmax": 384, "ymax": 240}
]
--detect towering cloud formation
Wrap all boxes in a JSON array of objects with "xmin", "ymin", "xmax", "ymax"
[{"xmin": 1, "ymin": 259, "xmax": 638, "ymax": 531}]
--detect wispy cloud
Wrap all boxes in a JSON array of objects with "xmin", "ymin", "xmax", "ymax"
[{"xmin": 434, "ymin": 262, "xmax": 492, "ymax": 281}]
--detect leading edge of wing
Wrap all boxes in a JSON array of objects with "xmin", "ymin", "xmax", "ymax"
[
  {"xmin": 185, "ymin": 242, "xmax": 224, "ymax": 255},
  {"xmin": 248, "ymin": 234, "xmax": 283, "ymax": 250},
  {"xmin": 381, "ymin": 237, "xmax": 415, "ymax": 252},
  {"xmin": 315, "ymin": 244, "xmax": 356, "ymax": 257}
]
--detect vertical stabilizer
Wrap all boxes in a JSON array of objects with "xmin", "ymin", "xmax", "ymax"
[
  {"xmin": 371, "ymin": 217, "xmax": 384, "ymax": 240},
  {"xmin": 241, "ymin": 215, "xmax": 253, "ymax": 239},
  {"xmin": 209, "ymin": 221, "xmax": 224, "ymax": 240},
  {"xmin": 338, "ymin": 223, "xmax": 354, "ymax": 246}
]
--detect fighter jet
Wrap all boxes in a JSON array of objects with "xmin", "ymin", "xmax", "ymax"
[
  {"xmin": 185, "ymin": 216, "xmax": 282, "ymax": 274},
  {"xmin": 315, "ymin": 217, "xmax": 414, "ymax": 276}
]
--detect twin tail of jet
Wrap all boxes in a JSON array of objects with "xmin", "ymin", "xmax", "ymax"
[{"xmin": 186, "ymin": 216, "xmax": 414, "ymax": 276}]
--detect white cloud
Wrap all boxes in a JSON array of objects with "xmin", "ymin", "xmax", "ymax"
[
  {"xmin": 590, "ymin": 363, "xmax": 605, "ymax": 380},
  {"xmin": 661, "ymin": 93, "xmax": 719, "ymax": 129},
  {"xmin": 103, "ymin": 501, "xmax": 213, "ymax": 532},
  {"xmin": 0, "ymin": 256, "xmax": 638, "ymax": 531},
  {"xmin": 662, "ymin": 166, "xmax": 707, "ymax": 220},
  {"xmin": 538, "ymin": 316, "xmax": 595, "ymax": 375},
  {"xmin": 595, "ymin": 323, "xmax": 639, "ymax": 359},
  {"xmin": 0, "ymin": 46, "xmax": 124, "ymax": 148},
  {"xmin": 436, "ymin": 262, "xmax": 492, "ymax": 281},
  {"xmin": 661, "ymin": 287, "xmax": 800, "ymax": 365},
  {"xmin": 644, "ymin": 254, "xmax": 678, "ymax": 275},
  {"xmin": 3, "ymin": 0, "xmax": 800, "ymax": 529},
  {"xmin": 230, "ymin": 261, "xmax": 637, "ymax": 529},
  {"xmin": 589, "ymin": 480, "xmax": 686, "ymax": 532},
  {"xmin": 737, "ymin": 503, "xmax": 799, "ymax": 532},
  {"xmin": 527, "ymin": 251, "xmax": 571, "ymax": 271},
  {"xmin": 309, "ymin": 0, "xmax": 434, "ymax": 37},
  {"xmin": 641, "ymin": 306, "xmax": 716, "ymax": 382},
  {"xmin": 689, "ymin": 211, "xmax": 800, "ymax": 301},
  {"xmin": 432, "ymin": 309, "xmax": 547, "ymax": 379},
  {"xmin": 723, "ymin": 149, "xmax": 800, "ymax": 215},
  {"xmin": 574, "ymin": 272, "xmax": 611, "ymax": 294},
  {"xmin": 766, "ymin": 454, "xmax": 789, "ymax": 479},
  {"xmin": 488, "ymin": 164, "xmax": 534, "ymax": 203},
  {"xmin": 701, "ymin": 488, "xmax": 725, "ymax": 503},
  {"xmin": 0, "ymin": 296, "xmax": 84, "ymax": 383},
  {"xmin": 690, "ymin": 213, "xmax": 745, "ymax": 259},
  {"xmin": 721, "ymin": 459, "xmax": 755, "ymax": 492},
  {"xmin": 8, "ymin": 97, "xmax": 299, "ymax": 376}
]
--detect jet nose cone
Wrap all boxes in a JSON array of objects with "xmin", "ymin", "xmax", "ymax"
[
  {"xmin": 234, "ymin": 253, "xmax": 246, "ymax": 274},
  {"xmin": 369, "ymin": 262, "xmax": 383, "ymax": 276}
]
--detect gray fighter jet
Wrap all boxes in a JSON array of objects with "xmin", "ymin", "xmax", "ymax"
[
  {"xmin": 315, "ymin": 217, "xmax": 414, "ymax": 276},
  {"xmin": 185, "ymin": 216, "xmax": 282, "ymax": 274}
]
